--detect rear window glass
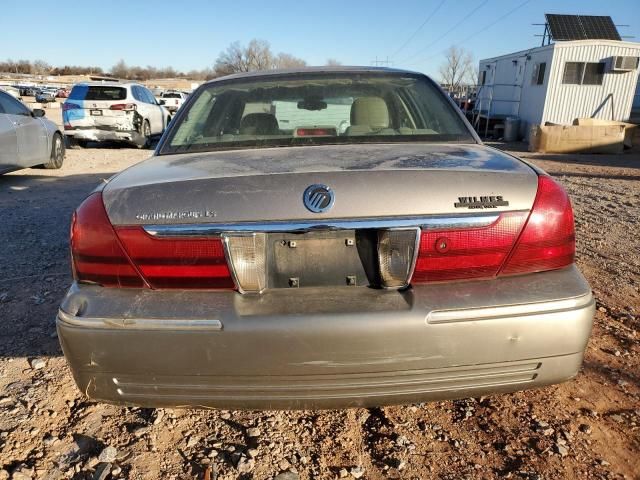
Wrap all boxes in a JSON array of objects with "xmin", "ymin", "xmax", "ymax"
[
  {"xmin": 161, "ymin": 72, "xmax": 474, "ymax": 154},
  {"xmin": 69, "ymin": 85, "xmax": 127, "ymax": 101},
  {"xmin": 162, "ymin": 92, "xmax": 182, "ymax": 98}
]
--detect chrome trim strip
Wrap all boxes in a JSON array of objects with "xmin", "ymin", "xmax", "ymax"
[
  {"xmin": 57, "ymin": 309, "xmax": 222, "ymax": 331},
  {"xmin": 143, "ymin": 213, "xmax": 504, "ymax": 237},
  {"xmin": 426, "ymin": 293, "xmax": 594, "ymax": 324}
]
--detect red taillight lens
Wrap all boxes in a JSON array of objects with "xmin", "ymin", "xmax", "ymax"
[
  {"xmin": 71, "ymin": 194, "xmax": 235, "ymax": 290},
  {"xmin": 410, "ymin": 175, "xmax": 575, "ymax": 284},
  {"xmin": 62, "ymin": 102, "xmax": 81, "ymax": 111},
  {"xmin": 110, "ymin": 103, "xmax": 137, "ymax": 111},
  {"xmin": 500, "ymin": 175, "xmax": 575, "ymax": 275},
  {"xmin": 71, "ymin": 193, "xmax": 145, "ymax": 287},
  {"xmin": 115, "ymin": 228, "xmax": 235, "ymax": 290},
  {"xmin": 412, "ymin": 212, "xmax": 528, "ymax": 282}
]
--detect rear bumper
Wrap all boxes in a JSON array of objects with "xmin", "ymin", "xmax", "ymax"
[
  {"xmin": 66, "ymin": 127, "xmax": 141, "ymax": 143},
  {"xmin": 57, "ymin": 266, "xmax": 594, "ymax": 409}
]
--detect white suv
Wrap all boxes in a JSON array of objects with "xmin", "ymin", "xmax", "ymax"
[{"xmin": 63, "ymin": 82, "xmax": 171, "ymax": 148}]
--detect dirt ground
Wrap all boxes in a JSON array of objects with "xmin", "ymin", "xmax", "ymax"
[{"xmin": 0, "ymin": 143, "xmax": 638, "ymax": 480}]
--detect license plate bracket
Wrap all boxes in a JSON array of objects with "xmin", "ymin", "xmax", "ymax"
[
  {"xmin": 267, "ymin": 230, "xmax": 372, "ymax": 288},
  {"xmin": 90, "ymin": 109, "xmax": 102, "ymax": 116}
]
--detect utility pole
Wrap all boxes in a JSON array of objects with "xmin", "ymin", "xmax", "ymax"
[{"xmin": 370, "ymin": 56, "xmax": 393, "ymax": 67}]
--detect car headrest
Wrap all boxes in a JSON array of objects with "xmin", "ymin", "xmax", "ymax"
[
  {"xmin": 350, "ymin": 97, "xmax": 389, "ymax": 129},
  {"xmin": 239, "ymin": 113, "xmax": 279, "ymax": 135}
]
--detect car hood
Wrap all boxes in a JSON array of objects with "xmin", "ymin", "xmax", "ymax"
[{"xmin": 103, "ymin": 143, "xmax": 539, "ymax": 225}]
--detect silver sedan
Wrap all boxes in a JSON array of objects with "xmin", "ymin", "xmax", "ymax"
[
  {"xmin": 57, "ymin": 67, "xmax": 594, "ymax": 410},
  {"xmin": 0, "ymin": 89, "xmax": 65, "ymax": 174}
]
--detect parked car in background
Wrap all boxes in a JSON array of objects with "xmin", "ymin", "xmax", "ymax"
[
  {"xmin": 151, "ymin": 87, "xmax": 165, "ymax": 100},
  {"xmin": 0, "ymin": 90, "xmax": 64, "ymax": 174},
  {"xmin": 20, "ymin": 86, "xmax": 38, "ymax": 97},
  {"xmin": 159, "ymin": 90, "xmax": 188, "ymax": 113},
  {"xmin": 57, "ymin": 67, "xmax": 594, "ymax": 410},
  {"xmin": 1, "ymin": 86, "xmax": 22, "ymax": 101},
  {"xmin": 35, "ymin": 88, "xmax": 57, "ymax": 103},
  {"xmin": 62, "ymin": 82, "xmax": 171, "ymax": 148}
]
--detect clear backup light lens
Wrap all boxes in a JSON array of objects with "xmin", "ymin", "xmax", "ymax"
[
  {"xmin": 377, "ymin": 229, "xmax": 419, "ymax": 288},
  {"xmin": 225, "ymin": 234, "xmax": 267, "ymax": 293}
]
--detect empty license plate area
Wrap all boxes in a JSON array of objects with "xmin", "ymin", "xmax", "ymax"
[{"xmin": 267, "ymin": 230, "xmax": 377, "ymax": 289}]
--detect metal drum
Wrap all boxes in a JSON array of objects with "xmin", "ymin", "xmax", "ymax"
[{"xmin": 504, "ymin": 116, "xmax": 521, "ymax": 142}]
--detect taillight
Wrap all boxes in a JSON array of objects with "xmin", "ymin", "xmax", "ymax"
[
  {"xmin": 71, "ymin": 193, "xmax": 145, "ymax": 287},
  {"xmin": 110, "ymin": 103, "xmax": 137, "ymax": 111},
  {"xmin": 410, "ymin": 175, "xmax": 575, "ymax": 284},
  {"xmin": 114, "ymin": 228, "xmax": 235, "ymax": 290},
  {"xmin": 62, "ymin": 102, "xmax": 81, "ymax": 111},
  {"xmin": 412, "ymin": 212, "xmax": 528, "ymax": 282},
  {"xmin": 71, "ymin": 194, "xmax": 235, "ymax": 290},
  {"xmin": 500, "ymin": 175, "xmax": 574, "ymax": 275}
]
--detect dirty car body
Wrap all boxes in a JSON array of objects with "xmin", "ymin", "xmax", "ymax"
[{"xmin": 57, "ymin": 67, "xmax": 594, "ymax": 409}]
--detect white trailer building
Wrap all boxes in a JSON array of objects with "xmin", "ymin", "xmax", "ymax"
[{"xmin": 476, "ymin": 16, "xmax": 640, "ymax": 139}]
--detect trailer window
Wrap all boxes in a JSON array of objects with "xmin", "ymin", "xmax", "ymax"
[
  {"xmin": 562, "ymin": 62, "xmax": 605, "ymax": 85},
  {"xmin": 532, "ymin": 63, "xmax": 546, "ymax": 85},
  {"xmin": 583, "ymin": 62, "xmax": 605, "ymax": 85}
]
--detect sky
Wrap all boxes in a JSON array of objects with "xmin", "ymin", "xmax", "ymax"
[{"xmin": 1, "ymin": 0, "xmax": 639, "ymax": 78}]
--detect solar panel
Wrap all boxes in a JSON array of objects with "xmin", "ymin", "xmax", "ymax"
[
  {"xmin": 580, "ymin": 16, "xmax": 621, "ymax": 41},
  {"xmin": 546, "ymin": 15, "xmax": 584, "ymax": 41},
  {"xmin": 545, "ymin": 14, "xmax": 621, "ymax": 41}
]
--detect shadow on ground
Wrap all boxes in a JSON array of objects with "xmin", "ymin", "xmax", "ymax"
[{"xmin": 0, "ymin": 171, "xmax": 115, "ymax": 359}]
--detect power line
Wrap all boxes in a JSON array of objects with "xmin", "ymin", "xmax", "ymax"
[
  {"xmin": 455, "ymin": 0, "xmax": 532, "ymax": 49},
  {"xmin": 399, "ymin": 0, "xmax": 489, "ymax": 63},
  {"xmin": 409, "ymin": 0, "xmax": 533, "ymax": 65},
  {"xmin": 390, "ymin": 0, "xmax": 447, "ymax": 59}
]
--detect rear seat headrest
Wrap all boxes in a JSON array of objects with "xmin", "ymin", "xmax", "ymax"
[
  {"xmin": 350, "ymin": 97, "xmax": 389, "ymax": 129},
  {"xmin": 239, "ymin": 113, "xmax": 279, "ymax": 135}
]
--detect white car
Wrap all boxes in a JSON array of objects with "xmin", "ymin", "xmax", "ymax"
[
  {"xmin": 1, "ymin": 90, "xmax": 64, "ymax": 174},
  {"xmin": 62, "ymin": 82, "xmax": 171, "ymax": 148},
  {"xmin": 159, "ymin": 91, "xmax": 188, "ymax": 113}
]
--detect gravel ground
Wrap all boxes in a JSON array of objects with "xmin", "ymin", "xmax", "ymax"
[{"xmin": 0, "ymin": 143, "xmax": 638, "ymax": 480}]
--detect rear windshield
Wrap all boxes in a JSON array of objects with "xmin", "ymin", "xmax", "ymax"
[
  {"xmin": 162, "ymin": 92, "xmax": 182, "ymax": 98},
  {"xmin": 69, "ymin": 85, "xmax": 127, "ymax": 101},
  {"xmin": 160, "ymin": 72, "xmax": 474, "ymax": 154}
]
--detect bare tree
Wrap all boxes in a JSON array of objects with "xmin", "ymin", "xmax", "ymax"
[
  {"xmin": 32, "ymin": 60, "xmax": 51, "ymax": 75},
  {"xmin": 326, "ymin": 58, "xmax": 342, "ymax": 66},
  {"xmin": 215, "ymin": 40, "xmax": 270, "ymax": 75},
  {"xmin": 274, "ymin": 52, "xmax": 307, "ymax": 69},
  {"xmin": 439, "ymin": 46, "xmax": 474, "ymax": 91},
  {"xmin": 214, "ymin": 39, "xmax": 306, "ymax": 75},
  {"xmin": 111, "ymin": 59, "xmax": 129, "ymax": 78}
]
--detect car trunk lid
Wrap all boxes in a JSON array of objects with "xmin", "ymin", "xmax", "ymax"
[{"xmin": 103, "ymin": 143, "xmax": 538, "ymax": 225}]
